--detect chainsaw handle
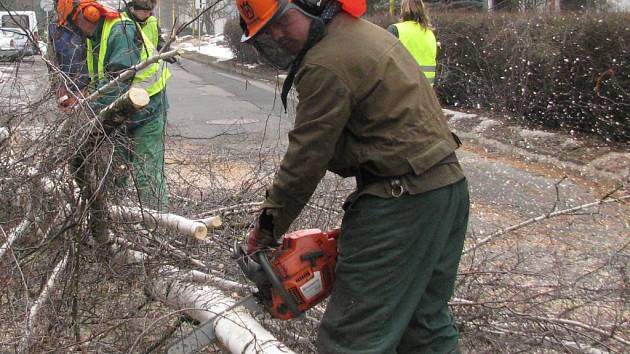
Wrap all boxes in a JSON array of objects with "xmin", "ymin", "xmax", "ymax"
[{"xmin": 258, "ymin": 252, "xmax": 302, "ymax": 317}]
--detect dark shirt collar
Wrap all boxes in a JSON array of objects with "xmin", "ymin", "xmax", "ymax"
[{"xmin": 88, "ymin": 17, "xmax": 106, "ymax": 41}]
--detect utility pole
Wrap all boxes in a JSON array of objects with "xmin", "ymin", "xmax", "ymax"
[
  {"xmin": 487, "ymin": 0, "xmax": 495, "ymax": 11},
  {"xmin": 192, "ymin": 1, "xmax": 196, "ymax": 37},
  {"xmin": 548, "ymin": 0, "xmax": 561, "ymax": 12}
]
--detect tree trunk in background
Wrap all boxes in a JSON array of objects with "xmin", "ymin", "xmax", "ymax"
[
  {"xmin": 203, "ymin": 12, "xmax": 215, "ymax": 35},
  {"xmin": 551, "ymin": 0, "xmax": 561, "ymax": 11}
]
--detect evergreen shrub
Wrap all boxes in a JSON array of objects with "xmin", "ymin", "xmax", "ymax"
[
  {"xmin": 428, "ymin": 11, "xmax": 629, "ymax": 142},
  {"xmin": 223, "ymin": 16, "xmax": 260, "ymax": 64},
  {"xmin": 224, "ymin": 11, "xmax": 629, "ymax": 141}
]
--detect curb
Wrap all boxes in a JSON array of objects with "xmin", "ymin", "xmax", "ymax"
[{"xmin": 444, "ymin": 110, "xmax": 629, "ymax": 187}]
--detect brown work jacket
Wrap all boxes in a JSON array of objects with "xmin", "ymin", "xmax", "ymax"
[{"xmin": 262, "ymin": 12, "xmax": 464, "ymax": 238}]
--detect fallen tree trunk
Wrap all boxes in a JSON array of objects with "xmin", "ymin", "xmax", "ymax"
[
  {"xmin": 17, "ymin": 252, "xmax": 70, "ymax": 353},
  {"xmin": 97, "ymin": 87, "xmax": 150, "ymax": 125},
  {"xmin": 0, "ymin": 218, "xmax": 31, "ymax": 260},
  {"xmin": 110, "ymin": 239, "xmax": 294, "ymax": 354},
  {"xmin": 149, "ymin": 278, "xmax": 295, "ymax": 354},
  {"xmin": 82, "ymin": 49, "xmax": 182, "ymax": 104},
  {"xmin": 0, "ymin": 126, "xmax": 8, "ymax": 144},
  {"xmin": 109, "ymin": 205, "xmax": 210, "ymax": 240}
]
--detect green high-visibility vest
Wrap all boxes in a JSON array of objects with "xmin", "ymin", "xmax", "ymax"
[
  {"xmin": 86, "ymin": 14, "xmax": 170, "ymax": 97},
  {"xmin": 393, "ymin": 21, "xmax": 437, "ymax": 86}
]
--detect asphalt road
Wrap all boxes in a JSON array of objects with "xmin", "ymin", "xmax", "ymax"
[
  {"xmin": 167, "ymin": 58, "xmax": 293, "ymax": 149},
  {"xmin": 165, "ymin": 57, "xmax": 628, "ymax": 251}
]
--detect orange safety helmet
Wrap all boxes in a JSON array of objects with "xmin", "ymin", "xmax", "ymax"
[
  {"xmin": 56, "ymin": 0, "xmax": 120, "ymax": 26},
  {"xmin": 236, "ymin": 0, "xmax": 366, "ymax": 41},
  {"xmin": 236, "ymin": 0, "xmax": 284, "ymax": 42}
]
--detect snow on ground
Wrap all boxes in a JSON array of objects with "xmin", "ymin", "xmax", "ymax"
[
  {"xmin": 38, "ymin": 41, "xmax": 47, "ymax": 56},
  {"xmin": 178, "ymin": 34, "xmax": 234, "ymax": 62}
]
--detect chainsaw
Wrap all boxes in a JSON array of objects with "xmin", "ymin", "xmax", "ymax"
[
  {"xmin": 235, "ymin": 228, "xmax": 340, "ymax": 320},
  {"xmin": 167, "ymin": 228, "xmax": 340, "ymax": 354}
]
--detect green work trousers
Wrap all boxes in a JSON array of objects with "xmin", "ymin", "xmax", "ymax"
[
  {"xmin": 132, "ymin": 111, "xmax": 168, "ymax": 210},
  {"xmin": 117, "ymin": 111, "xmax": 169, "ymax": 210},
  {"xmin": 317, "ymin": 179, "xmax": 469, "ymax": 354}
]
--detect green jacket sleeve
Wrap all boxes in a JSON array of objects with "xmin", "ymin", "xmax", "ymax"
[
  {"xmin": 262, "ymin": 64, "xmax": 353, "ymax": 238},
  {"xmin": 94, "ymin": 22, "xmax": 141, "ymax": 110}
]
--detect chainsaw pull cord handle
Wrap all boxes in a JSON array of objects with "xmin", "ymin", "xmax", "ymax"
[{"xmin": 258, "ymin": 252, "xmax": 302, "ymax": 317}]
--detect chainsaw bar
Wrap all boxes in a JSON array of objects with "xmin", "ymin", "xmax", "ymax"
[{"xmin": 167, "ymin": 294, "xmax": 260, "ymax": 354}]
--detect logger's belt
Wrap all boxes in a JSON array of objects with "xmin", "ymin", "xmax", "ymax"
[{"xmin": 355, "ymin": 152, "xmax": 459, "ymax": 192}]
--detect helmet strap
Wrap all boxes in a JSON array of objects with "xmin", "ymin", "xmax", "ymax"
[
  {"xmin": 129, "ymin": 0, "xmax": 154, "ymax": 11},
  {"xmin": 127, "ymin": 9, "xmax": 147, "ymax": 25},
  {"xmin": 280, "ymin": 0, "xmax": 342, "ymax": 109},
  {"xmin": 280, "ymin": 17, "xmax": 324, "ymax": 110},
  {"xmin": 294, "ymin": 0, "xmax": 327, "ymax": 16}
]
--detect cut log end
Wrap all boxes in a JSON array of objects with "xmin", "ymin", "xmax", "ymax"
[
  {"xmin": 207, "ymin": 216, "xmax": 222, "ymax": 228},
  {"xmin": 193, "ymin": 224, "xmax": 208, "ymax": 240},
  {"xmin": 0, "ymin": 127, "xmax": 9, "ymax": 141},
  {"xmin": 128, "ymin": 87, "xmax": 150, "ymax": 110}
]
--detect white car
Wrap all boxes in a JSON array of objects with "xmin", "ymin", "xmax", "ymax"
[
  {"xmin": 0, "ymin": 11, "xmax": 39, "ymax": 60},
  {"xmin": 0, "ymin": 30, "xmax": 19, "ymax": 61}
]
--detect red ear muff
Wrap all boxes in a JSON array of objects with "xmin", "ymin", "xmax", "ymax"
[{"xmin": 82, "ymin": 5, "xmax": 102, "ymax": 23}]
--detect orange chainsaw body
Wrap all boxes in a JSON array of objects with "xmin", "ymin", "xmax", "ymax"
[{"xmin": 266, "ymin": 228, "xmax": 340, "ymax": 320}]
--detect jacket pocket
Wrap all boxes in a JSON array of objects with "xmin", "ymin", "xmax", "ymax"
[{"xmin": 407, "ymin": 139, "xmax": 456, "ymax": 176}]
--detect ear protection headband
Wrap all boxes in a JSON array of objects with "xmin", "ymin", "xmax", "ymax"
[
  {"xmin": 73, "ymin": 2, "xmax": 102, "ymax": 23},
  {"xmin": 292, "ymin": 0, "xmax": 326, "ymax": 16},
  {"xmin": 129, "ymin": 0, "xmax": 155, "ymax": 11}
]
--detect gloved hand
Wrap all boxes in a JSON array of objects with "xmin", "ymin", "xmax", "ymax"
[
  {"xmin": 58, "ymin": 94, "xmax": 78, "ymax": 113},
  {"xmin": 246, "ymin": 210, "xmax": 278, "ymax": 254},
  {"xmin": 164, "ymin": 56, "xmax": 178, "ymax": 64}
]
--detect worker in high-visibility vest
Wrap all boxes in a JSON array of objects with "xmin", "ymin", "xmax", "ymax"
[
  {"xmin": 387, "ymin": 0, "xmax": 437, "ymax": 86},
  {"xmin": 55, "ymin": 0, "xmax": 170, "ymax": 210},
  {"xmin": 123, "ymin": 0, "xmax": 177, "ymax": 64}
]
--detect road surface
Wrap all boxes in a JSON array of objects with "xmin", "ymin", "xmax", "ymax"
[{"xmin": 167, "ymin": 57, "xmax": 627, "ymax": 236}]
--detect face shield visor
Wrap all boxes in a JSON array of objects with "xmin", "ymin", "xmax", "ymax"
[
  {"xmin": 250, "ymin": 29, "xmax": 295, "ymax": 70},
  {"xmin": 241, "ymin": 1, "xmax": 316, "ymax": 70}
]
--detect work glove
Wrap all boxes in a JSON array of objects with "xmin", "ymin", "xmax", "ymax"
[
  {"xmin": 246, "ymin": 209, "xmax": 278, "ymax": 254},
  {"xmin": 58, "ymin": 94, "xmax": 78, "ymax": 113},
  {"xmin": 164, "ymin": 56, "xmax": 178, "ymax": 64}
]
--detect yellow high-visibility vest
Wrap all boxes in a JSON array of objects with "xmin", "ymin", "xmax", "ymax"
[
  {"xmin": 86, "ymin": 14, "xmax": 170, "ymax": 97},
  {"xmin": 141, "ymin": 16, "xmax": 160, "ymax": 48},
  {"xmin": 393, "ymin": 21, "xmax": 437, "ymax": 86},
  {"xmin": 136, "ymin": 15, "xmax": 171, "ymax": 93}
]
